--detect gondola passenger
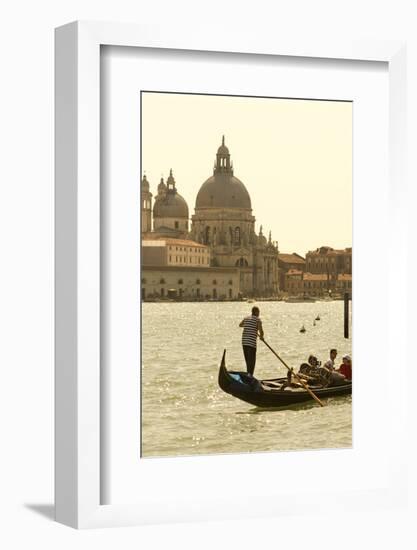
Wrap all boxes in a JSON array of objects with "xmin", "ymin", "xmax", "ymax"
[
  {"xmin": 337, "ymin": 355, "xmax": 352, "ymax": 381},
  {"xmin": 298, "ymin": 356, "xmax": 331, "ymax": 386},
  {"xmin": 324, "ymin": 348, "xmax": 337, "ymax": 370}
]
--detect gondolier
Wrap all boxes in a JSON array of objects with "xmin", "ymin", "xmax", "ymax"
[{"xmin": 239, "ymin": 306, "xmax": 264, "ymax": 376}]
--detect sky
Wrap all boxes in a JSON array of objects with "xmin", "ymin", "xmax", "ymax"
[{"xmin": 141, "ymin": 92, "xmax": 352, "ymax": 257}]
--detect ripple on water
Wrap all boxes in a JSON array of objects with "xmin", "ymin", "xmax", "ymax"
[{"xmin": 141, "ymin": 302, "xmax": 352, "ymax": 457}]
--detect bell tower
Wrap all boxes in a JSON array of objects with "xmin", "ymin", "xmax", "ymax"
[
  {"xmin": 141, "ymin": 174, "xmax": 152, "ymax": 234},
  {"xmin": 166, "ymin": 168, "xmax": 177, "ymax": 193}
]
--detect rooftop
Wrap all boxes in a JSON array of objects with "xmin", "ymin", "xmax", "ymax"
[
  {"xmin": 303, "ymin": 272, "xmax": 328, "ymax": 281},
  {"xmin": 307, "ymin": 246, "xmax": 352, "ymax": 256},
  {"xmin": 142, "ymin": 265, "xmax": 238, "ymax": 273},
  {"xmin": 278, "ymin": 253, "xmax": 306, "ymax": 264},
  {"xmin": 142, "ymin": 237, "xmax": 208, "ymax": 248}
]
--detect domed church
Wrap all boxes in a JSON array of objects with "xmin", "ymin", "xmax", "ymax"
[
  {"xmin": 142, "ymin": 169, "xmax": 189, "ymax": 239},
  {"xmin": 141, "ymin": 137, "xmax": 280, "ymax": 297},
  {"xmin": 190, "ymin": 136, "xmax": 279, "ymax": 296}
]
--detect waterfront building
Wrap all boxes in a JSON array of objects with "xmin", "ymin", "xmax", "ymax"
[
  {"xmin": 278, "ymin": 253, "xmax": 306, "ymax": 291},
  {"xmin": 141, "ymin": 265, "xmax": 240, "ymax": 300},
  {"xmin": 302, "ymin": 272, "xmax": 329, "ymax": 296},
  {"xmin": 335, "ymin": 273, "xmax": 352, "ymax": 294},
  {"xmin": 285, "ymin": 270, "xmax": 352, "ymax": 297},
  {"xmin": 141, "ymin": 136, "xmax": 280, "ymax": 299},
  {"xmin": 142, "ymin": 238, "xmax": 211, "ymax": 268},
  {"xmin": 285, "ymin": 269, "xmax": 304, "ymax": 295},
  {"xmin": 305, "ymin": 246, "xmax": 352, "ymax": 275}
]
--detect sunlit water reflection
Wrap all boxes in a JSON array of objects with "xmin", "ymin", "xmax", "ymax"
[{"xmin": 142, "ymin": 301, "xmax": 352, "ymax": 457}]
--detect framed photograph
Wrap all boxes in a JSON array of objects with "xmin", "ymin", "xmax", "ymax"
[
  {"xmin": 55, "ymin": 21, "xmax": 407, "ymax": 528},
  {"xmin": 139, "ymin": 89, "xmax": 354, "ymax": 458}
]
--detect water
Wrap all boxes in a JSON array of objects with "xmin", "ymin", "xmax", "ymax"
[{"xmin": 142, "ymin": 301, "xmax": 352, "ymax": 457}]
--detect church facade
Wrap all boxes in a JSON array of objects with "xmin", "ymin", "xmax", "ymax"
[{"xmin": 141, "ymin": 137, "xmax": 279, "ymax": 297}]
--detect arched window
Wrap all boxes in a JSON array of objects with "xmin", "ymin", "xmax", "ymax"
[
  {"xmin": 205, "ymin": 226, "xmax": 211, "ymax": 244},
  {"xmin": 235, "ymin": 258, "xmax": 248, "ymax": 267},
  {"xmin": 234, "ymin": 227, "xmax": 241, "ymax": 245},
  {"xmin": 228, "ymin": 280, "xmax": 233, "ymax": 285},
  {"xmin": 196, "ymin": 279, "xmax": 201, "ymax": 285},
  {"xmin": 160, "ymin": 278, "xmax": 165, "ymax": 284},
  {"xmin": 178, "ymin": 279, "xmax": 183, "ymax": 285},
  {"xmin": 212, "ymin": 279, "xmax": 217, "ymax": 285}
]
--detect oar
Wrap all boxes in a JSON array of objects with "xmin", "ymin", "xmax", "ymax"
[{"xmin": 261, "ymin": 338, "xmax": 325, "ymax": 407}]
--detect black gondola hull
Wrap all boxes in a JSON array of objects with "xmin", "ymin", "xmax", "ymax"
[{"xmin": 218, "ymin": 350, "xmax": 352, "ymax": 408}]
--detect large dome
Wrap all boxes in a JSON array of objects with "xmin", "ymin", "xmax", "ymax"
[
  {"xmin": 195, "ymin": 136, "xmax": 252, "ymax": 210},
  {"xmin": 195, "ymin": 173, "xmax": 252, "ymax": 210}
]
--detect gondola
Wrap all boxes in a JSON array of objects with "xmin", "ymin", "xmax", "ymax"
[{"xmin": 218, "ymin": 350, "xmax": 352, "ymax": 408}]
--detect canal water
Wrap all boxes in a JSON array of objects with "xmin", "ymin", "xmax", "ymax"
[{"xmin": 141, "ymin": 301, "xmax": 352, "ymax": 457}]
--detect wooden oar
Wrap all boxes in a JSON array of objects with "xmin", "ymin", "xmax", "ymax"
[{"xmin": 261, "ymin": 338, "xmax": 325, "ymax": 407}]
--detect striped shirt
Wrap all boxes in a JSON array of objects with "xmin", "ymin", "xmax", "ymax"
[{"xmin": 241, "ymin": 315, "xmax": 260, "ymax": 348}]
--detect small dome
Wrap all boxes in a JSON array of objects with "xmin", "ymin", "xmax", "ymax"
[
  {"xmin": 153, "ymin": 191, "xmax": 189, "ymax": 218},
  {"xmin": 195, "ymin": 173, "xmax": 251, "ymax": 210},
  {"xmin": 217, "ymin": 144, "xmax": 229, "ymax": 155}
]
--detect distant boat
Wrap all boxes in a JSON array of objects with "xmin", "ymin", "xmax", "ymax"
[
  {"xmin": 315, "ymin": 315, "xmax": 321, "ymax": 321},
  {"xmin": 300, "ymin": 325, "xmax": 306, "ymax": 333}
]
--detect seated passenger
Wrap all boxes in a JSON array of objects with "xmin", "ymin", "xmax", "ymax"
[
  {"xmin": 308, "ymin": 355, "xmax": 319, "ymax": 367},
  {"xmin": 299, "ymin": 356, "xmax": 330, "ymax": 386},
  {"xmin": 324, "ymin": 348, "xmax": 337, "ymax": 370},
  {"xmin": 299, "ymin": 355, "xmax": 319, "ymax": 374},
  {"xmin": 320, "ymin": 351, "xmax": 349, "ymax": 387},
  {"xmin": 337, "ymin": 355, "xmax": 352, "ymax": 381}
]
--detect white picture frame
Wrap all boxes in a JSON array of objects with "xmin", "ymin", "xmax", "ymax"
[{"xmin": 55, "ymin": 21, "xmax": 407, "ymax": 529}]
